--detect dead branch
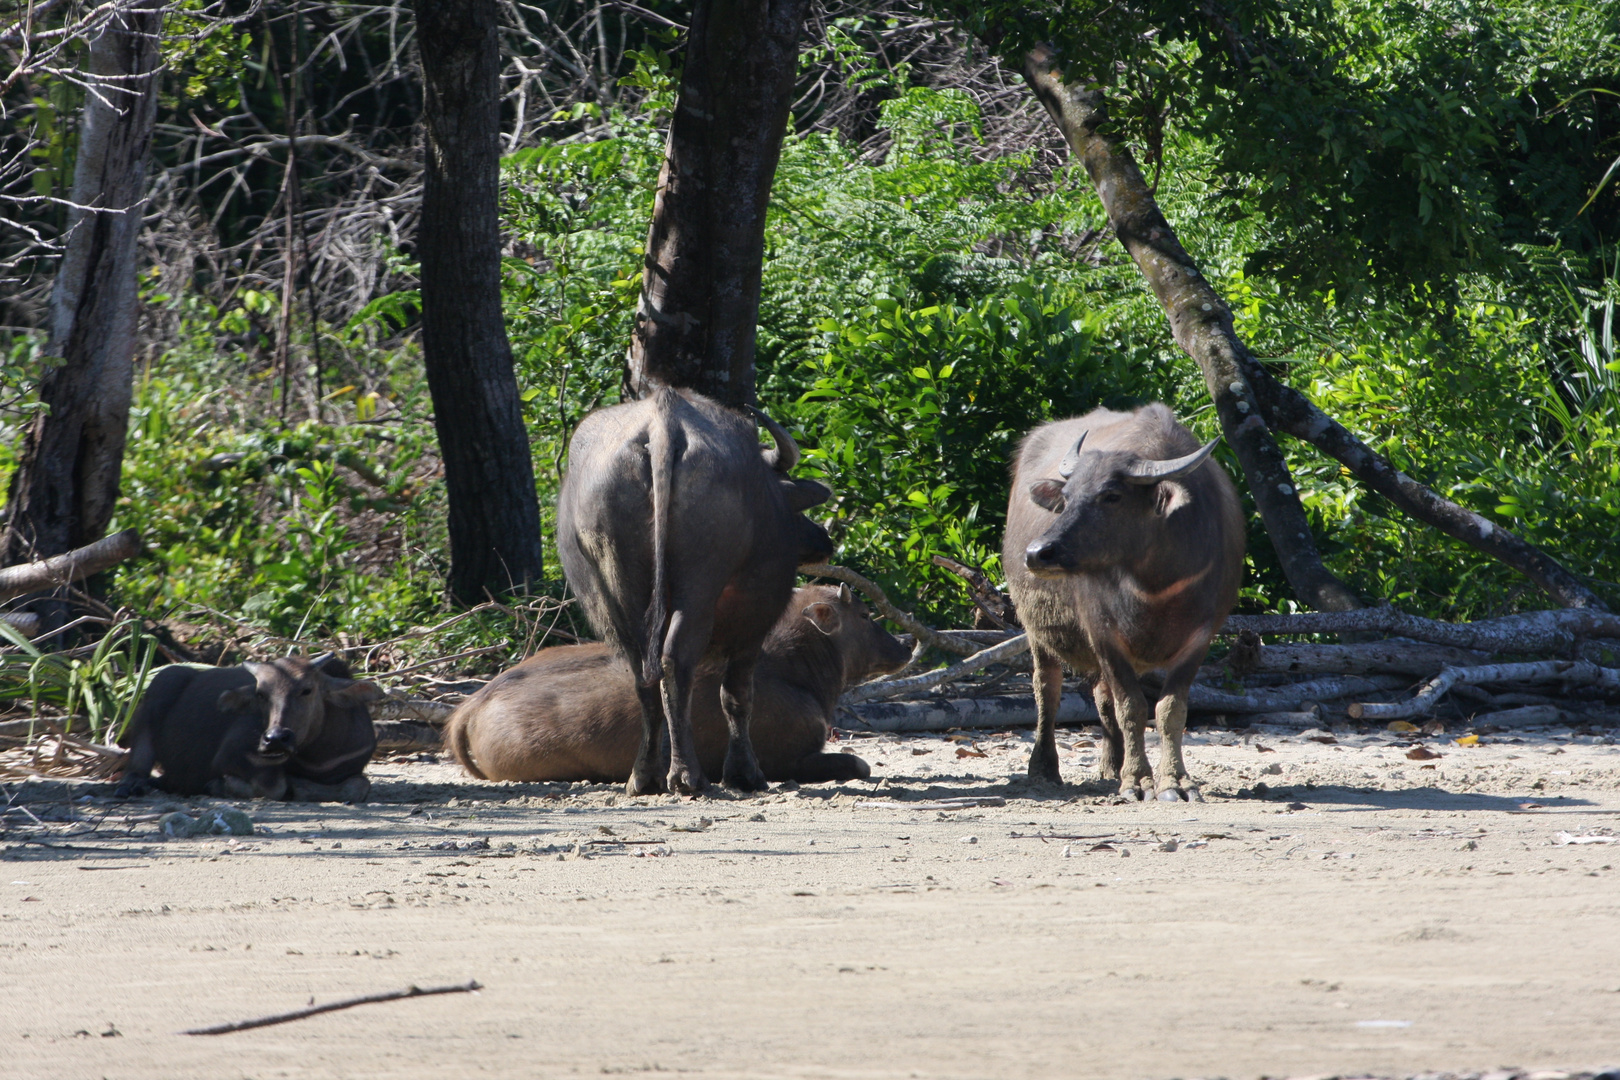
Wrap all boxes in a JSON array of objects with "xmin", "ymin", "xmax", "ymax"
[
  {"xmin": 1190, "ymin": 675, "xmax": 1408, "ymax": 714},
  {"xmin": 1202, "ymin": 640, "xmax": 1493, "ymax": 679},
  {"xmin": 369, "ymin": 696, "xmax": 457, "ymax": 724},
  {"xmin": 802, "ymin": 563, "xmax": 978, "ymax": 656},
  {"xmin": 1223, "ymin": 607, "xmax": 1620, "ymax": 655},
  {"xmin": 844, "ymin": 634, "xmax": 1030, "ymax": 703},
  {"xmin": 0, "ymin": 529, "xmax": 141, "ymax": 600},
  {"xmin": 181, "ymin": 979, "xmax": 482, "ymax": 1036},
  {"xmin": 930, "ymin": 554, "xmax": 1018, "ymax": 629},
  {"xmin": 1349, "ymin": 661, "xmax": 1620, "ymax": 720}
]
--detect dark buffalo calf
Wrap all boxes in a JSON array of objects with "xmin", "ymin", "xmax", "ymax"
[
  {"xmin": 446, "ymin": 585, "xmax": 909, "ymax": 784},
  {"xmin": 115, "ymin": 654, "xmax": 384, "ymax": 801}
]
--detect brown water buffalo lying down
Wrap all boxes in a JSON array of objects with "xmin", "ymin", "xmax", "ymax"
[
  {"xmin": 114, "ymin": 654, "xmax": 384, "ymax": 801},
  {"xmin": 446, "ymin": 585, "xmax": 909, "ymax": 784}
]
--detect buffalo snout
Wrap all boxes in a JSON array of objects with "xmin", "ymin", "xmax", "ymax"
[
  {"xmin": 1024, "ymin": 537, "xmax": 1073, "ymax": 574},
  {"xmin": 259, "ymin": 726, "xmax": 296, "ymax": 755}
]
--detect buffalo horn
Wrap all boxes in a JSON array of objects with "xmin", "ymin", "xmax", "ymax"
[
  {"xmin": 1057, "ymin": 431, "xmax": 1087, "ymax": 478},
  {"xmin": 309, "ymin": 650, "xmax": 336, "ymax": 669},
  {"xmin": 1121, "ymin": 438, "xmax": 1219, "ymax": 485},
  {"xmin": 747, "ymin": 405, "xmax": 800, "ymax": 474}
]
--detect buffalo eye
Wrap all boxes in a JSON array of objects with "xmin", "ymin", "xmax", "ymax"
[
  {"xmin": 300, "ymin": 687, "xmax": 313, "ymax": 697},
  {"xmin": 1100, "ymin": 489, "xmax": 1123, "ymax": 504}
]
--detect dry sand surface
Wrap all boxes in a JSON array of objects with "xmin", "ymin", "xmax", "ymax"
[{"xmin": 5, "ymin": 722, "xmax": 1620, "ymax": 1080}]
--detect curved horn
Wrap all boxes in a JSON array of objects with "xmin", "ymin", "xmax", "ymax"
[
  {"xmin": 309, "ymin": 651, "xmax": 336, "ymax": 670},
  {"xmin": 746, "ymin": 405, "xmax": 799, "ymax": 474},
  {"xmin": 1057, "ymin": 431, "xmax": 1086, "ymax": 479},
  {"xmin": 1122, "ymin": 438, "xmax": 1219, "ymax": 485}
]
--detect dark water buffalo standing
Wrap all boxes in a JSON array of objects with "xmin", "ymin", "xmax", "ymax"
[
  {"xmin": 557, "ymin": 387, "xmax": 832, "ymax": 795},
  {"xmin": 1003, "ymin": 404, "xmax": 1244, "ymax": 801},
  {"xmin": 444, "ymin": 584, "xmax": 909, "ymax": 784},
  {"xmin": 115, "ymin": 655, "xmax": 384, "ymax": 801}
]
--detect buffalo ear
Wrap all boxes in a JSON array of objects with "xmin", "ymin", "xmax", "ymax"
[
  {"xmin": 802, "ymin": 601, "xmax": 842, "ymax": 636},
  {"xmin": 782, "ymin": 477, "xmax": 831, "ymax": 512},
  {"xmin": 217, "ymin": 686, "xmax": 256, "ymax": 713},
  {"xmin": 1155, "ymin": 480, "xmax": 1192, "ymax": 517},
  {"xmin": 1028, "ymin": 479, "xmax": 1066, "ymax": 514},
  {"xmin": 323, "ymin": 678, "xmax": 386, "ymax": 708}
]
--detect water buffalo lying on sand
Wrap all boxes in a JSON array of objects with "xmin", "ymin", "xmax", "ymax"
[
  {"xmin": 115, "ymin": 654, "xmax": 384, "ymax": 801},
  {"xmin": 1003, "ymin": 403, "xmax": 1244, "ymax": 801},
  {"xmin": 557, "ymin": 387, "xmax": 832, "ymax": 795},
  {"xmin": 445, "ymin": 584, "xmax": 908, "ymax": 784}
]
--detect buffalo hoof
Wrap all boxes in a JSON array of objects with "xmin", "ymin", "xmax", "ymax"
[
  {"xmin": 1026, "ymin": 749, "xmax": 1062, "ymax": 786},
  {"xmin": 113, "ymin": 775, "xmax": 152, "ymax": 799},
  {"xmin": 1118, "ymin": 779, "xmax": 1147, "ymax": 801},
  {"xmin": 625, "ymin": 770, "xmax": 666, "ymax": 797},
  {"xmin": 1155, "ymin": 787, "xmax": 1185, "ymax": 802},
  {"xmin": 667, "ymin": 765, "xmax": 710, "ymax": 797},
  {"xmin": 337, "ymin": 775, "xmax": 370, "ymax": 804},
  {"xmin": 722, "ymin": 762, "xmax": 769, "ymax": 793}
]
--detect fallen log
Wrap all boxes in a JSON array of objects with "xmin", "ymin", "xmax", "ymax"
[
  {"xmin": 373, "ymin": 719, "xmax": 443, "ymax": 753},
  {"xmin": 1470, "ymin": 704, "xmax": 1581, "ymax": 727},
  {"xmin": 0, "ymin": 529, "xmax": 142, "ymax": 600},
  {"xmin": 1349, "ymin": 660, "xmax": 1620, "ymax": 720},
  {"xmin": 1202, "ymin": 640, "xmax": 1492, "ymax": 679},
  {"xmin": 845, "ymin": 634, "xmax": 1031, "ymax": 704},
  {"xmin": 369, "ymin": 696, "xmax": 457, "ymax": 725},
  {"xmin": 1223, "ymin": 606, "xmax": 1620, "ymax": 655},
  {"xmin": 1190, "ymin": 675, "xmax": 1408, "ymax": 714}
]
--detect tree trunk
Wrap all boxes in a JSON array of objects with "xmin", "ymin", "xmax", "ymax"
[
  {"xmin": 1021, "ymin": 46, "xmax": 1361, "ymax": 612},
  {"xmin": 625, "ymin": 0, "xmax": 810, "ymax": 407},
  {"xmin": 3, "ymin": 1, "xmax": 161, "ymax": 566},
  {"xmin": 1020, "ymin": 45, "xmax": 1605, "ymax": 613},
  {"xmin": 415, "ymin": 0, "xmax": 544, "ymax": 603}
]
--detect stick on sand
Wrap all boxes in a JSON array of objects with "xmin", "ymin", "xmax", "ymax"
[{"xmin": 181, "ymin": 980, "xmax": 481, "ymax": 1035}]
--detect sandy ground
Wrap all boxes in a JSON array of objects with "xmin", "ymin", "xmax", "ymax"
[{"xmin": 4, "ymin": 721, "xmax": 1620, "ymax": 1080}]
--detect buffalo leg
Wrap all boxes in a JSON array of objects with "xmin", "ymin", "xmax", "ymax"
[
  {"xmin": 1098, "ymin": 660, "xmax": 1153, "ymax": 800},
  {"xmin": 289, "ymin": 775, "xmax": 371, "ymax": 803},
  {"xmin": 788, "ymin": 752, "xmax": 871, "ymax": 783},
  {"xmin": 114, "ymin": 726, "xmax": 159, "ymax": 798},
  {"xmin": 1151, "ymin": 691, "xmax": 1200, "ymax": 802},
  {"xmin": 626, "ymin": 682, "xmax": 668, "ymax": 796},
  {"xmin": 718, "ymin": 655, "xmax": 769, "ymax": 792},
  {"xmin": 659, "ymin": 608, "xmax": 710, "ymax": 795},
  {"xmin": 1026, "ymin": 643, "xmax": 1064, "ymax": 784},
  {"xmin": 1090, "ymin": 680, "xmax": 1124, "ymax": 782}
]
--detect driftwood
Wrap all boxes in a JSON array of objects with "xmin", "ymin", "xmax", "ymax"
[
  {"xmin": 1203, "ymin": 640, "xmax": 1492, "ymax": 679},
  {"xmin": 370, "ymin": 696, "xmax": 458, "ymax": 724},
  {"xmin": 1191, "ymin": 675, "xmax": 1407, "ymax": 715},
  {"xmin": 845, "ymin": 634, "xmax": 1031, "ymax": 703},
  {"xmin": 1349, "ymin": 661, "xmax": 1620, "ymax": 720},
  {"xmin": 373, "ymin": 719, "xmax": 444, "ymax": 753},
  {"xmin": 1223, "ymin": 607, "xmax": 1620, "ymax": 655},
  {"xmin": 0, "ymin": 529, "xmax": 142, "ymax": 601},
  {"xmin": 931, "ymin": 554, "xmax": 1019, "ymax": 630},
  {"xmin": 844, "ymin": 693, "xmax": 1098, "ymax": 733},
  {"xmin": 182, "ymin": 980, "xmax": 481, "ymax": 1036}
]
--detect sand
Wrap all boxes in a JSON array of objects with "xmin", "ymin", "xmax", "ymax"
[{"xmin": 4, "ymin": 723, "xmax": 1619, "ymax": 1079}]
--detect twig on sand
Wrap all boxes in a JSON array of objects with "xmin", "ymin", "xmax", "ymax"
[{"xmin": 182, "ymin": 980, "xmax": 482, "ymax": 1035}]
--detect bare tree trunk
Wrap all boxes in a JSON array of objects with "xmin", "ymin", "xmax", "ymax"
[
  {"xmin": 3, "ymin": 1, "xmax": 161, "ymax": 566},
  {"xmin": 625, "ymin": 0, "xmax": 811, "ymax": 407},
  {"xmin": 1020, "ymin": 46, "xmax": 1605, "ymax": 613},
  {"xmin": 415, "ymin": 0, "xmax": 544, "ymax": 603},
  {"xmin": 1021, "ymin": 46, "xmax": 1361, "ymax": 612}
]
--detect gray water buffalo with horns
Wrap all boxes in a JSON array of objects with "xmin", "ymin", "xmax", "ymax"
[
  {"xmin": 1003, "ymin": 404, "xmax": 1244, "ymax": 800},
  {"xmin": 556, "ymin": 387, "xmax": 833, "ymax": 795},
  {"xmin": 444, "ymin": 584, "xmax": 909, "ymax": 784},
  {"xmin": 114, "ymin": 654, "xmax": 385, "ymax": 801}
]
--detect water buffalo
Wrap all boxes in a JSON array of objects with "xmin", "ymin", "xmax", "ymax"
[
  {"xmin": 557, "ymin": 387, "xmax": 831, "ymax": 795},
  {"xmin": 444, "ymin": 584, "xmax": 908, "ymax": 784},
  {"xmin": 1003, "ymin": 404, "xmax": 1244, "ymax": 801},
  {"xmin": 114, "ymin": 654, "xmax": 384, "ymax": 801}
]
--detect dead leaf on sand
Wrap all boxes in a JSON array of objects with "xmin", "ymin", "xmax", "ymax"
[
  {"xmin": 955, "ymin": 747, "xmax": 987, "ymax": 759},
  {"xmin": 1406, "ymin": 746, "xmax": 1442, "ymax": 761}
]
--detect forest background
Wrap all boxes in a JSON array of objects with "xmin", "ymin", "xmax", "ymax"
[{"xmin": 2, "ymin": 0, "xmax": 1617, "ymax": 683}]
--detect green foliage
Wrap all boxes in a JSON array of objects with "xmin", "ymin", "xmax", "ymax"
[{"xmin": 0, "ymin": 619, "xmax": 160, "ymax": 743}]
